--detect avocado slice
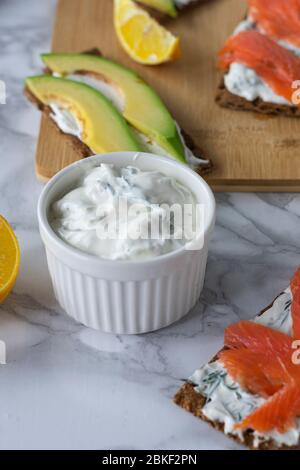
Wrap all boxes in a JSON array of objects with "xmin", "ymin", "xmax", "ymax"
[
  {"xmin": 137, "ymin": 0, "xmax": 177, "ymax": 17},
  {"xmin": 25, "ymin": 75, "xmax": 143, "ymax": 154},
  {"xmin": 41, "ymin": 53, "xmax": 186, "ymax": 163}
]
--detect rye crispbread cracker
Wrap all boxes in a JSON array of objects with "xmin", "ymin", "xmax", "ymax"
[
  {"xmin": 174, "ymin": 295, "xmax": 300, "ymax": 451},
  {"xmin": 216, "ymin": 79, "xmax": 300, "ymax": 118}
]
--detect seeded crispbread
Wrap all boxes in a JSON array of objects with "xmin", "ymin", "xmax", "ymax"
[
  {"xmin": 216, "ymin": 79, "xmax": 300, "ymax": 118},
  {"xmin": 174, "ymin": 295, "xmax": 300, "ymax": 450}
]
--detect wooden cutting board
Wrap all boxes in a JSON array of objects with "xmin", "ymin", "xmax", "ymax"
[{"xmin": 35, "ymin": 0, "xmax": 300, "ymax": 191}]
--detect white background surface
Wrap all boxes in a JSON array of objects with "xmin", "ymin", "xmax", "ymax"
[{"xmin": 1, "ymin": 0, "xmax": 300, "ymax": 450}]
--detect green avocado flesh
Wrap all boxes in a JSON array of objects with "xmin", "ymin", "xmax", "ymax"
[
  {"xmin": 25, "ymin": 75, "xmax": 143, "ymax": 154},
  {"xmin": 137, "ymin": 0, "xmax": 177, "ymax": 17},
  {"xmin": 41, "ymin": 53, "xmax": 186, "ymax": 163}
]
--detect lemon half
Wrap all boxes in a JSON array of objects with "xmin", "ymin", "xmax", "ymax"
[{"xmin": 0, "ymin": 216, "xmax": 20, "ymax": 303}]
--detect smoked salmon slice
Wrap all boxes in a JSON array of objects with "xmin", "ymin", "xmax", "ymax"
[
  {"xmin": 221, "ymin": 321, "xmax": 300, "ymax": 390},
  {"xmin": 249, "ymin": 0, "xmax": 300, "ymax": 48},
  {"xmin": 218, "ymin": 30, "xmax": 300, "ymax": 104},
  {"xmin": 219, "ymin": 348, "xmax": 282, "ymax": 398},
  {"xmin": 235, "ymin": 382, "xmax": 300, "ymax": 434},
  {"xmin": 224, "ymin": 321, "xmax": 295, "ymax": 364}
]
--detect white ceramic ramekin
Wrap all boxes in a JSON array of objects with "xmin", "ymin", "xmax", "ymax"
[{"xmin": 38, "ymin": 152, "xmax": 215, "ymax": 334}]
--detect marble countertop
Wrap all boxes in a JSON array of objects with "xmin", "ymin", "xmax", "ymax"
[{"xmin": 1, "ymin": 0, "xmax": 300, "ymax": 451}]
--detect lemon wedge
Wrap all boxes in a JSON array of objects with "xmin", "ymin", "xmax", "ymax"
[
  {"xmin": 114, "ymin": 0, "xmax": 180, "ymax": 65},
  {"xmin": 0, "ymin": 216, "xmax": 20, "ymax": 303}
]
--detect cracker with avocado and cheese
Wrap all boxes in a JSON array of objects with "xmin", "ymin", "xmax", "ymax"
[
  {"xmin": 174, "ymin": 268, "xmax": 300, "ymax": 450},
  {"xmin": 24, "ymin": 50, "xmax": 213, "ymax": 176}
]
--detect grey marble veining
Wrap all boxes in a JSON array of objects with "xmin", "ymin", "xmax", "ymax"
[{"xmin": 0, "ymin": 0, "xmax": 300, "ymax": 450}]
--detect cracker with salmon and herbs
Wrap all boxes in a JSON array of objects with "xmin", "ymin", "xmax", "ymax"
[
  {"xmin": 216, "ymin": 1, "xmax": 300, "ymax": 117},
  {"xmin": 174, "ymin": 268, "xmax": 300, "ymax": 450}
]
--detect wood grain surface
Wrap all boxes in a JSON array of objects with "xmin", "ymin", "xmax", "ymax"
[{"xmin": 35, "ymin": 0, "xmax": 300, "ymax": 191}]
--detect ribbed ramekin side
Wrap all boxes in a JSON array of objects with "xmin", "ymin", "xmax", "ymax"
[{"xmin": 45, "ymin": 247, "xmax": 208, "ymax": 334}]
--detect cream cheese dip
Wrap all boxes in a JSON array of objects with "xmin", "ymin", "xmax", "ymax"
[{"xmin": 50, "ymin": 163, "xmax": 197, "ymax": 261}]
